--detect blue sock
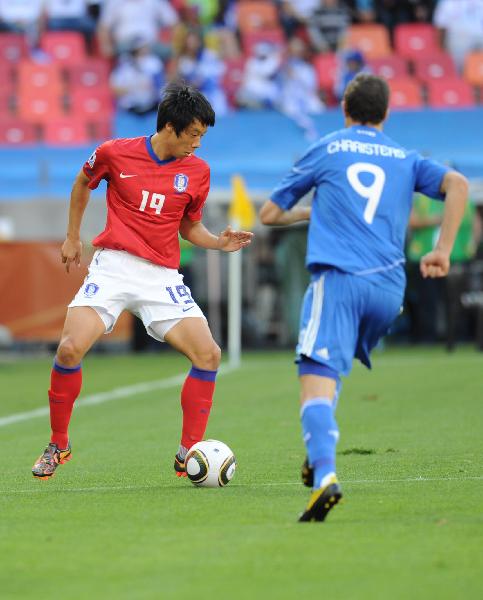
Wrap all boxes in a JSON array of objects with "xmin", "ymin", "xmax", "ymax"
[{"xmin": 301, "ymin": 398, "xmax": 339, "ymax": 489}]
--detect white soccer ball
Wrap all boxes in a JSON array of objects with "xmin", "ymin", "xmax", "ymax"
[{"xmin": 185, "ymin": 440, "xmax": 236, "ymax": 488}]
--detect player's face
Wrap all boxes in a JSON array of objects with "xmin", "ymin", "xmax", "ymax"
[{"xmin": 169, "ymin": 119, "xmax": 208, "ymax": 158}]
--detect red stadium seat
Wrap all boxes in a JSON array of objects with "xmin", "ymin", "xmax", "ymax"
[
  {"xmin": 222, "ymin": 57, "xmax": 246, "ymax": 107},
  {"xmin": 313, "ymin": 53, "xmax": 338, "ymax": 90},
  {"xmin": 17, "ymin": 61, "xmax": 64, "ymax": 96},
  {"xmin": 68, "ymin": 89, "xmax": 114, "ymax": 119},
  {"xmin": 388, "ymin": 77, "xmax": 423, "ymax": 109},
  {"xmin": 66, "ymin": 60, "xmax": 111, "ymax": 90},
  {"xmin": 0, "ymin": 33, "xmax": 28, "ymax": 63},
  {"xmin": 464, "ymin": 51, "xmax": 483, "ymax": 87},
  {"xmin": 345, "ymin": 24, "xmax": 392, "ymax": 58},
  {"xmin": 237, "ymin": 1, "xmax": 280, "ymax": 32},
  {"xmin": 43, "ymin": 119, "xmax": 89, "ymax": 145},
  {"xmin": 241, "ymin": 28, "xmax": 285, "ymax": 56},
  {"xmin": 17, "ymin": 92, "xmax": 64, "ymax": 122},
  {"xmin": 90, "ymin": 119, "xmax": 113, "ymax": 141},
  {"xmin": 0, "ymin": 64, "xmax": 14, "ymax": 90},
  {"xmin": 0, "ymin": 118, "xmax": 37, "ymax": 144},
  {"xmin": 394, "ymin": 24, "xmax": 440, "ymax": 59},
  {"xmin": 368, "ymin": 56, "xmax": 408, "ymax": 80},
  {"xmin": 40, "ymin": 31, "xmax": 87, "ymax": 64},
  {"xmin": 412, "ymin": 53, "xmax": 457, "ymax": 83},
  {"xmin": 427, "ymin": 78, "xmax": 475, "ymax": 108}
]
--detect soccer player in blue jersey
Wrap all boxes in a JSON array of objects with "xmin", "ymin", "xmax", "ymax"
[{"xmin": 259, "ymin": 74, "xmax": 469, "ymax": 522}]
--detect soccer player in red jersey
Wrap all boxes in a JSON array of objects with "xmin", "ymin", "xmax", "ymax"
[{"xmin": 32, "ymin": 82, "xmax": 253, "ymax": 480}]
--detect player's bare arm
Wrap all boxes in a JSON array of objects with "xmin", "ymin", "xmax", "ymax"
[
  {"xmin": 62, "ymin": 170, "xmax": 92, "ymax": 273},
  {"xmin": 420, "ymin": 171, "xmax": 469, "ymax": 279},
  {"xmin": 180, "ymin": 217, "xmax": 253, "ymax": 252},
  {"xmin": 259, "ymin": 200, "xmax": 311, "ymax": 226}
]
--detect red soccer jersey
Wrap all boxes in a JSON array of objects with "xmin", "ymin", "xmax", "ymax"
[{"xmin": 83, "ymin": 135, "xmax": 210, "ymax": 269}]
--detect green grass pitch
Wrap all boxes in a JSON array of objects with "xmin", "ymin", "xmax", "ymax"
[{"xmin": 1, "ymin": 347, "xmax": 482, "ymax": 599}]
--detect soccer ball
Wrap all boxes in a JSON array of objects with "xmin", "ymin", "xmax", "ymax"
[{"xmin": 185, "ymin": 440, "xmax": 236, "ymax": 488}]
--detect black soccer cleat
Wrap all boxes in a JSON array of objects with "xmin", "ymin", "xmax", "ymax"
[
  {"xmin": 301, "ymin": 457, "xmax": 314, "ymax": 488},
  {"xmin": 174, "ymin": 453, "xmax": 187, "ymax": 478},
  {"xmin": 298, "ymin": 476, "xmax": 343, "ymax": 523}
]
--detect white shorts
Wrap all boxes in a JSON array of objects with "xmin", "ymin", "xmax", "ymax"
[{"xmin": 69, "ymin": 249, "xmax": 205, "ymax": 341}]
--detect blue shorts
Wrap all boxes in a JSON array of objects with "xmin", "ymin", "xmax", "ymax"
[{"xmin": 296, "ymin": 268, "xmax": 403, "ymax": 378}]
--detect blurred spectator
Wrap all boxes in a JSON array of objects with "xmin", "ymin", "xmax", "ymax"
[
  {"xmin": 46, "ymin": 0, "xmax": 97, "ymax": 52},
  {"xmin": 333, "ymin": 48, "xmax": 370, "ymax": 100},
  {"xmin": 347, "ymin": 0, "xmax": 376, "ymax": 23},
  {"xmin": 185, "ymin": 0, "xmax": 219, "ymax": 26},
  {"xmin": 405, "ymin": 193, "xmax": 444, "ymax": 343},
  {"xmin": 406, "ymin": 192, "xmax": 481, "ymax": 347},
  {"xmin": 277, "ymin": 0, "xmax": 319, "ymax": 39},
  {"xmin": 237, "ymin": 41, "xmax": 282, "ymax": 109},
  {"xmin": 376, "ymin": 1, "xmax": 435, "ymax": 38},
  {"xmin": 307, "ymin": 0, "xmax": 351, "ymax": 53},
  {"xmin": 277, "ymin": 37, "xmax": 324, "ymax": 139},
  {"xmin": 433, "ymin": 0, "xmax": 483, "ymax": 71},
  {"xmin": 0, "ymin": 0, "xmax": 44, "ymax": 49},
  {"xmin": 110, "ymin": 37, "xmax": 164, "ymax": 115},
  {"xmin": 98, "ymin": 0, "xmax": 178, "ymax": 58},
  {"xmin": 173, "ymin": 30, "xmax": 229, "ymax": 115}
]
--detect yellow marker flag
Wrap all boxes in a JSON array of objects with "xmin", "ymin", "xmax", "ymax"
[{"xmin": 228, "ymin": 174, "xmax": 256, "ymax": 229}]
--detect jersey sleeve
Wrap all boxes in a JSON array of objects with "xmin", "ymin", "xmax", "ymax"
[
  {"xmin": 270, "ymin": 145, "xmax": 320, "ymax": 210},
  {"xmin": 185, "ymin": 166, "xmax": 210, "ymax": 222},
  {"xmin": 414, "ymin": 155, "xmax": 449, "ymax": 201},
  {"xmin": 82, "ymin": 141, "xmax": 112, "ymax": 189}
]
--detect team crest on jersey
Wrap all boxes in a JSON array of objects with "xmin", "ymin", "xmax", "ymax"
[
  {"xmin": 87, "ymin": 150, "xmax": 97, "ymax": 168},
  {"xmin": 84, "ymin": 283, "xmax": 99, "ymax": 298},
  {"xmin": 174, "ymin": 173, "xmax": 189, "ymax": 192}
]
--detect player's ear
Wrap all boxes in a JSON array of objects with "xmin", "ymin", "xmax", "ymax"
[{"xmin": 166, "ymin": 122, "xmax": 174, "ymax": 134}]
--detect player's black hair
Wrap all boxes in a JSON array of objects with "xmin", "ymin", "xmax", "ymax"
[
  {"xmin": 343, "ymin": 74, "xmax": 390, "ymax": 125},
  {"xmin": 156, "ymin": 82, "xmax": 215, "ymax": 135}
]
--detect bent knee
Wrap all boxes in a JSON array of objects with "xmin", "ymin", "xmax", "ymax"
[
  {"xmin": 56, "ymin": 338, "xmax": 84, "ymax": 367},
  {"xmin": 192, "ymin": 342, "xmax": 221, "ymax": 371}
]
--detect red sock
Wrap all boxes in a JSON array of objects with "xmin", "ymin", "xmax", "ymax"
[
  {"xmin": 180, "ymin": 366, "xmax": 217, "ymax": 450},
  {"xmin": 49, "ymin": 360, "xmax": 82, "ymax": 449}
]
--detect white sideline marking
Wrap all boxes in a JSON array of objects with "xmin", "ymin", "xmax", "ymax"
[
  {"xmin": 2, "ymin": 476, "xmax": 482, "ymax": 495},
  {"xmin": 0, "ymin": 365, "xmax": 236, "ymax": 428}
]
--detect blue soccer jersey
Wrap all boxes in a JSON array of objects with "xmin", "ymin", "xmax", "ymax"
[{"xmin": 271, "ymin": 125, "xmax": 449, "ymax": 291}]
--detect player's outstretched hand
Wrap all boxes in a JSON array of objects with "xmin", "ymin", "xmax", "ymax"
[
  {"xmin": 420, "ymin": 249, "xmax": 450, "ymax": 279},
  {"xmin": 61, "ymin": 237, "xmax": 83, "ymax": 273},
  {"xmin": 217, "ymin": 226, "xmax": 254, "ymax": 252}
]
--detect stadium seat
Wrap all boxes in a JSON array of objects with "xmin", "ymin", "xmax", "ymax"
[
  {"xmin": 0, "ymin": 119, "xmax": 37, "ymax": 144},
  {"xmin": 40, "ymin": 31, "xmax": 87, "ymax": 64},
  {"xmin": 426, "ymin": 79, "xmax": 475, "ymax": 108},
  {"xmin": 0, "ymin": 33, "xmax": 28, "ymax": 63},
  {"xmin": 65, "ymin": 60, "xmax": 111, "ymax": 90},
  {"xmin": 222, "ymin": 57, "xmax": 246, "ymax": 107},
  {"xmin": 412, "ymin": 53, "xmax": 457, "ymax": 84},
  {"xmin": 0, "ymin": 64, "xmax": 14, "ymax": 90},
  {"xmin": 394, "ymin": 23, "xmax": 441, "ymax": 59},
  {"xmin": 17, "ymin": 93, "xmax": 64, "ymax": 123},
  {"xmin": 241, "ymin": 28, "xmax": 285, "ymax": 56},
  {"xmin": 68, "ymin": 89, "xmax": 114, "ymax": 119},
  {"xmin": 90, "ymin": 119, "xmax": 113, "ymax": 142},
  {"xmin": 368, "ymin": 56, "xmax": 408, "ymax": 80},
  {"xmin": 388, "ymin": 77, "xmax": 423, "ymax": 109},
  {"xmin": 43, "ymin": 119, "xmax": 90, "ymax": 145},
  {"xmin": 0, "ymin": 90, "xmax": 12, "ymax": 115},
  {"xmin": 17, "ymin": 62, "xmax": 64, "ymax": 96},
  {"xmin": 313, "ymin": 53, "xmax": 338, "ymax": 91},
  {"xmin": 237, "ymin": 1, "xmax": 280, "ymax": 32},
  {"xmin": 345, "ymin": 24, "xmax": 392, "ymax": 58},
  {"xmin": 464, "ymin": 51, "xmax": 483, "ymax": 87}
]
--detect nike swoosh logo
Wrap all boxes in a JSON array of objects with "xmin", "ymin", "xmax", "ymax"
[
  {"xmin": 120, "ymin": 173, "xmax": 138, "ymax": 178},
  {"xmin": 183, "ymin": 306, "xmax": 195, "ymax": 312}
]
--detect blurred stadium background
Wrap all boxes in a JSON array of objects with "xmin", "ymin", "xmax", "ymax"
[{"xmin": 1, "ymin": 0, "xmax": 483, "ymax": 353}]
